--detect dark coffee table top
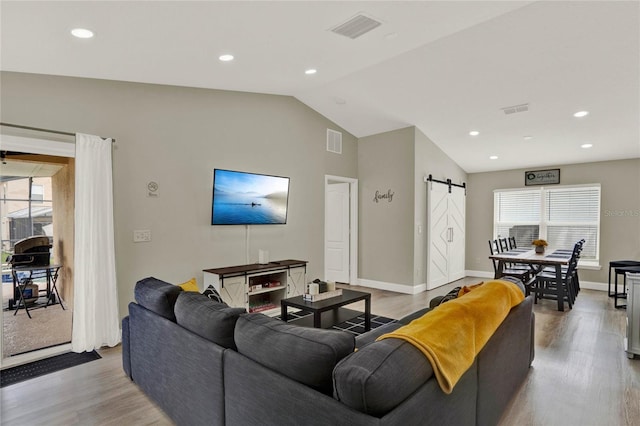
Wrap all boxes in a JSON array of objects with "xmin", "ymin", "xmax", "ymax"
[{"xmin": 281, "ymin": 288, "xmax": 370, "ymax": 312}]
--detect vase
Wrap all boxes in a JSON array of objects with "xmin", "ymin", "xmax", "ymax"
[{"xmin": 535, "ymin": 245, "xmax": 545, "ymax": 254}]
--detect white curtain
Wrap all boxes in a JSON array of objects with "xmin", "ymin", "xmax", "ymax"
[{"xmin": 72, "ymin": 133, "xmax": 120, "ymax": 352}]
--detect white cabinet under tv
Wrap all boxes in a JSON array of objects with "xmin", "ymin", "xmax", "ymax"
[{"xmin": 203, "ymin": 260, "xmax": 307, "ymax": 316}]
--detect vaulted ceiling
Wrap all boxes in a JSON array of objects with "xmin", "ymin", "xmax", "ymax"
[{"xmin": 1, "ymin": 1, "xmax": 638, "ymax": 172}]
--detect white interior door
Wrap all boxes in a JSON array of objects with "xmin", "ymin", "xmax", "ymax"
[
  {"xmin": 325, "ymin": 182, "xmax": 350, "ymax": 283},
  {"xmin": 427, "ymin": 183, "xmax": 449, "ymax": 289},
  {"xmin": 448, "ymin": 186, "xmax": 466, "ymax": 281}
]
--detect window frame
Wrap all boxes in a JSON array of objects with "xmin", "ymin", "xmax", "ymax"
[{"xmin": 494, "ymin": 183, "xmax": 601, "ymax": 267}]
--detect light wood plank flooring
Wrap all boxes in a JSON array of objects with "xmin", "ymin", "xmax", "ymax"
[{"xmin": 1, "ymin": 277, "xmax": 638, "ymax": 425}]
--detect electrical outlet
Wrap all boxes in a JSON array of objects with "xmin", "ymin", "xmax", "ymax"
[{"xmin": 133, "ymin": 230, "xmax": 152, "ymax": 243}]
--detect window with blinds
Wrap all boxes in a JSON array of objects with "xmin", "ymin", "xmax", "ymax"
[
  {"xmin": 494, "ymin": 185, "xmax": 601, "ymax": 261},
  {"xmin": 494, "ymin": 190, "xmax": 541, "ymax": 248}
]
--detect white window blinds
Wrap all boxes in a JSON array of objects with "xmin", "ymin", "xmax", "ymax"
[
  {"xmin": 545, "ymin": 186, "xmax": 600, "ymax": 259},
  {"xmin": 494, "ymin": 185, "xmax": 600, "ymax": 261},
  {"xmin": 494, "ymin": 190, "xmax": 541, "ymax": 249}
]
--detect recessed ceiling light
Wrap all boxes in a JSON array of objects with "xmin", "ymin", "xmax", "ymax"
[
  {"xmin": 581, "ymin": 143, "xmax": 593, "ymax": 149},
  {"xmin": 219, "ymin": 54, "xmax": 234, "ymax": 62},
  {"xmin": 71, "ymin": 28, "xmax": 94, "ymax": 39},
  {"xmin": 469, "ymin": 130, "xmax": 480, "ymax": 136},
  {"xmin": 524, "ymin": 136, "xmax": 533, "ymax": 141},
  {"xmin": 573, "ymin": 110, "xmax": 589, "ymax": 118},
  {"xmin": 489, "ymin": 155, "xmax": 499, "ymax": 160},
  {"xmin": 305, "ymin": 69, "xmax": 317, "ymax": 75}
]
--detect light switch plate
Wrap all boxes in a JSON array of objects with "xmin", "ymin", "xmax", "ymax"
[{"xmin": 133, "ymin": 230, "xmax": 151, "ymax": 242}]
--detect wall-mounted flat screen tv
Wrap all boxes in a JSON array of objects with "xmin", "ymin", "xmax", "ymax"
[{"xmin": 211, "ymin": 169, "xmax": 290, "ymax": 225}]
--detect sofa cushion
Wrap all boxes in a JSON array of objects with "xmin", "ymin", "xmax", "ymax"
[
  {"xmin": 333, "ymin": 337, "xmax": 434, "ymax": 416},
  {"xmin": 174, "ymin": 292, "xmax": 245, "ymax": 350},
  {"xmin": 134, "ymin": 277, "xmax": 182, "ymax": 321},
  {"xmin": 234, "ymin": 313, "xmax": 355, "ymax": 394}
]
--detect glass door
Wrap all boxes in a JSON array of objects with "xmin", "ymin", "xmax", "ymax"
[{"xmin": 1, "ymin": 150, "xmax": 74, "ymax": 368}]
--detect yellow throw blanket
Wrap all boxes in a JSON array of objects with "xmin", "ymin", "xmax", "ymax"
[{"xmin": 377, "ymin": 280, "xmax": 524, "ymax": 394}]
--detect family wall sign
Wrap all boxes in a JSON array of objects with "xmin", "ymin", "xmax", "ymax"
[{"xmin": 373, "ymin": 189, "xmax": 395, "ymax": 203}]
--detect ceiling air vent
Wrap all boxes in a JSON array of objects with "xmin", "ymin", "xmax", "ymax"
[
  {"xmin": 331, "ymin": 14, "xmax": 382, "ymax": 39},
  {"xmin": 327, "ymin": 129, "xmax": 343, "ymax": 154},
  {"xmin": 501, "ymin": 103, "xmax": 529, "ymax": 115}
]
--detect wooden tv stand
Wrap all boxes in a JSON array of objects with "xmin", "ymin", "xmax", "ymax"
[{"xmin": 203, "ymin": 260, "xmax": 307, "ymax": 316}]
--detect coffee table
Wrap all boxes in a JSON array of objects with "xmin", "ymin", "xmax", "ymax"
[{"xmin": 280, "ymin": 288, "xmax": 371, "ymax": 332}]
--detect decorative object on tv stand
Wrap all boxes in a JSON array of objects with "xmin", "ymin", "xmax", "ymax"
[
  {"xmin": 258, "ymin": 249, "xmax": 269, "ymax": 264},
  {"xmin": 532, "ymin": 239, "xmax": 548, "ymax": 254}
]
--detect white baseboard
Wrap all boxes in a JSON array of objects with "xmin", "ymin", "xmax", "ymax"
[
  {"xmin": 465, "ymin": 270, "xmax": 494, "ymax": 279},
  {"xmin": 580, "ymin": 280, "xmax": 607, "ymax": 292},
  {"xmin": 357, "ymin": 278, "xmax": 426, "ymax": 295}
]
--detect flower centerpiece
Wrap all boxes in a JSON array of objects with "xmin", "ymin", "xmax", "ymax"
[{"xmin": 532, "ymin": 239, "xmax": 548, "ymax": 254}]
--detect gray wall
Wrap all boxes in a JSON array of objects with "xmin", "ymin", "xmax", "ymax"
[
  {"xmin": 1, "ymin": 71, "xmax": 358, "ymax": 319},
  {"xmin": 466, "ymin": 158, "xmax": 640, "ymax": 284},
  {"xmin": 358, "ymin": 126, "xmax": 468, "ymax": 288},
  {"xmin": 414, "ymin": 128, "xmax": 467, "ymax": 285},
  {"xmin": 358, "ymin": 127, "xmax": 415, "ymax": 286}
]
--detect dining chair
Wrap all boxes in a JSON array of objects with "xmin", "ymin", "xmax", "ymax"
[
  {"xmin": 542, "ymin": 239, "xmax": 584, "ymax": 296},
  {"xmin": 508, "ymin": 236, "xmax": 517, "ymax": 250},
  {"xmin": 533, "ymin": 247, "xmax": 580, "ymax": 310},
  {"xmin": 498, "ymin": 238, "xmax": 510, "ymax": 253},
  {"xmin": 498, "ymin": 237, "xmax": 531, "ymax": 274},
  {"xmin": 489, "ymin": 240, "xmax": 531, "ymax": 284}
]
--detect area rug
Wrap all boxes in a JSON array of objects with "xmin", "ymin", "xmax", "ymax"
[
  {"xmin": 0, "ymin": 350, "xmax": 101, "ymax": 388},
  {"xmin": 2, "ymin": 304, "xmax": 73, "ymax": 358},
  {"xmin": 279, "ymin": 310, "xmax": 396, "ymax": 336}
]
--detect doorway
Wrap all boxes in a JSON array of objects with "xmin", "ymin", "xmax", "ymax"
[
  {"xmin": 0, "ymin": 135, "xmax": 75, "ymax": 368},
  {"xmin": 324, "ymin": 175, "xmax": 358, "ymax": 284}
]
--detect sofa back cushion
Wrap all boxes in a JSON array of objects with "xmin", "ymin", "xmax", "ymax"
[
  {"xmin": 134, "ymin": 277, "xmax": 182, "ymax": 321},
  {"xmin": 174, "ymin": 292, "xmax": 246, "ymax": 350},
  {"xmin": 234, "ymin": 313, "xmax": 355, "ymax": 394},
  {"xmin": 333, "ymin": 338, "xmax": 435, "ymax": 417}
]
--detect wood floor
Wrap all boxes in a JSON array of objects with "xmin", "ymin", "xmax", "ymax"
[{"xmin": 1, "ymin": 277, "xmax": 638, "ymax": 426}]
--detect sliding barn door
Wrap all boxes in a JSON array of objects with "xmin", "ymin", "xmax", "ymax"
[
  {"xmin": 447, "ymin": 186, "xmax": 466, "ymax": 281},
  {"xmin": 427, "ymin": 183, "xmax": 466, "ymax": 289},
  {"xmin": 427, "ymin": 183, "xmax": 450, "ymax": 289}
]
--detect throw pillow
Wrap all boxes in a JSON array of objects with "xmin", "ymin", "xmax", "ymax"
[
  {"xmin": 179, "ymin": 277, "xmax": 199, "ymax": 292},
  {"xmin": 457, "ymin": 281, "xmax": 484, "ymax": 298},
  {"xmin": 202, "ymin": 285, "xmax": 224, "ymax": 304},
  {"xmin": 438, "ymin": 286, "xmax": 462, "ymax": 305}
]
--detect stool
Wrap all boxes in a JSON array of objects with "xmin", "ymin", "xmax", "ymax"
[
  {"xmin": 613, "ymin": 265, "xmax": 640, "ymax": 309},
  {"xmin": 609, "ymin": 260, "xmax": 640, "ymax": 297}
]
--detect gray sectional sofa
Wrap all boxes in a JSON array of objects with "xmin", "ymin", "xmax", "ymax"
[{"xmin": 122, "ymin": 277, "xmax": 535, "ymax": 426}]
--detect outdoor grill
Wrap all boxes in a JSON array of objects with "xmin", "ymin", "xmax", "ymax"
[{"xmin": 8, "ymin": 235, "xmax": 52, "ymax": 267}]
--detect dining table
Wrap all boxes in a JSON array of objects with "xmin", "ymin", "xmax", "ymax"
[{"xmin": 489, "ymin": 248, "xmax": 573, "ymax": 311}]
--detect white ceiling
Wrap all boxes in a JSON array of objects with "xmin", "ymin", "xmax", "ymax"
[{"xmin": 1, "ymin": 1, "xmax": 638, "ymax": 173}]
